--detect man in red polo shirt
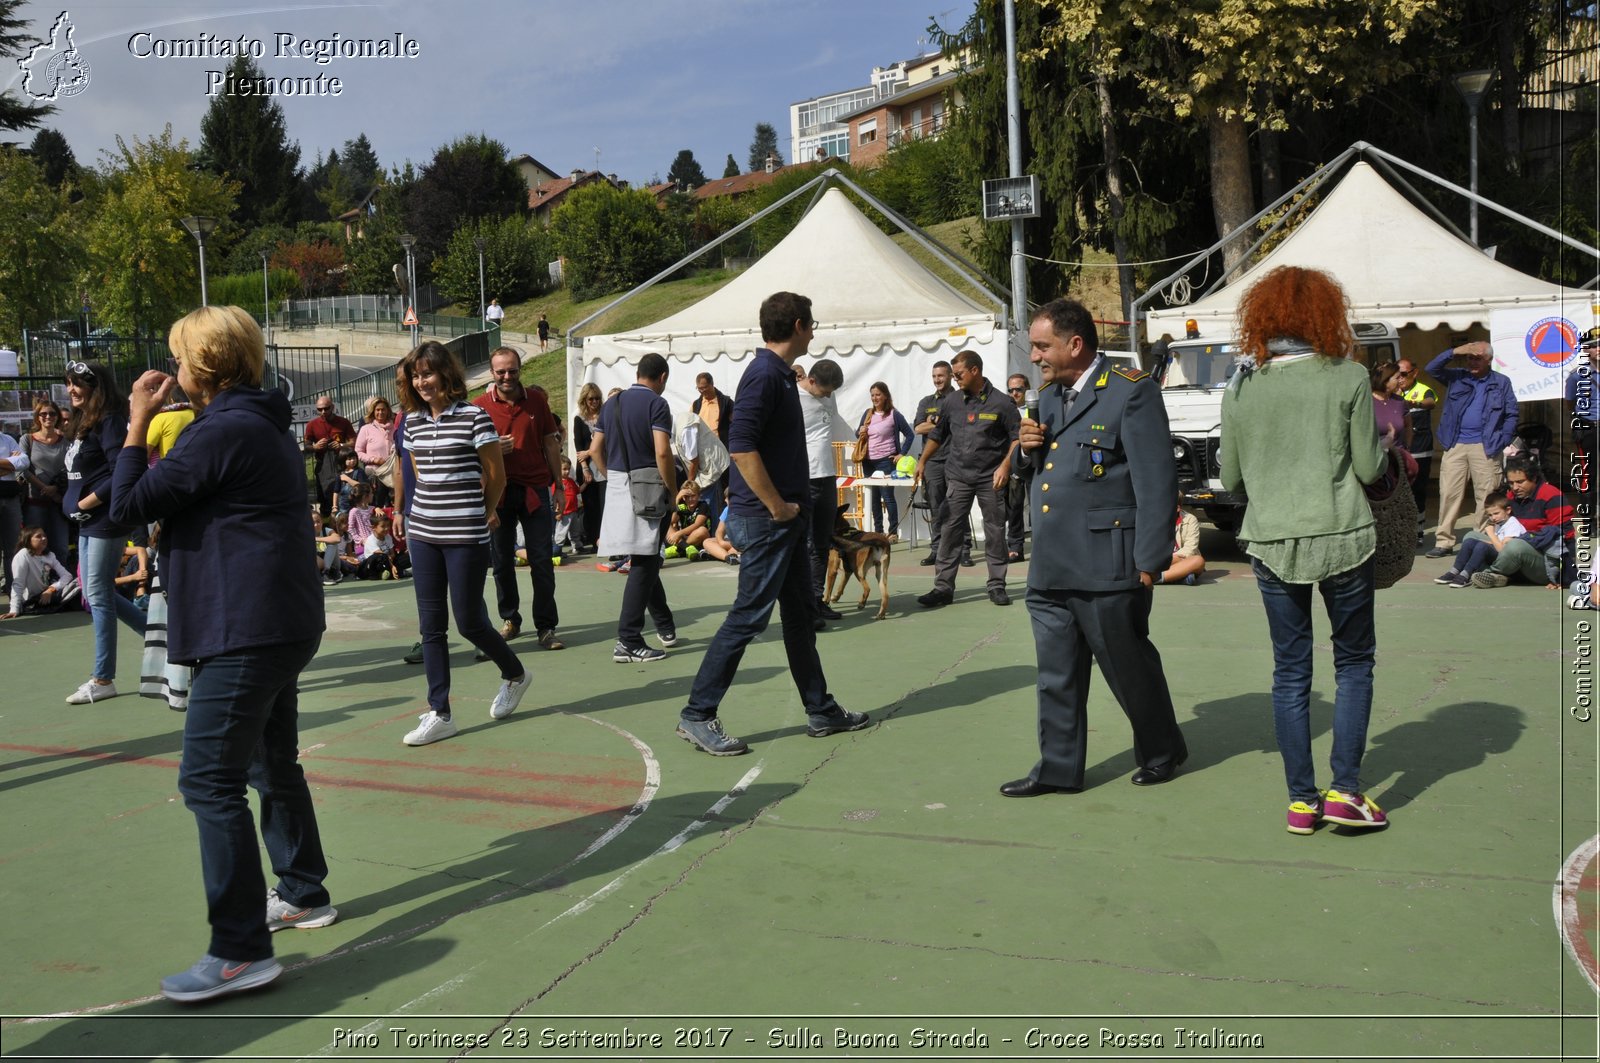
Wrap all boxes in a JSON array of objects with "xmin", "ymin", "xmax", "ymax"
[
  {"xmin": 303, "ymin": 398, "xmax": 356, "ymax": 519},
  {"xmin": 474, "ymin": 347, "xmax": 565, "ymax": 650}
]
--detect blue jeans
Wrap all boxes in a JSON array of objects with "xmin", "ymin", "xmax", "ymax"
[
  {"xmin": 81, "ymin": 532, "xmax": 148, "ymax": 681},
  {"xmin": 862, "ymin": 456, "xmax": 899, "ymax": 533},
  {"xmin": 180, "ymin": 637, "xmax": 329, "ymax": 961},
  {"xmin": 1251, "ymin": 556, "xmax": 1376, "ymax": 802},
  {"xmin": 408, "ymin": 538, "xmax": 522, "ymax": 714},
  {"xmin": 682, "ymin": 511, "xmax": 842, "ymax": 722},
  {"xmin": 488, "ymin": 486, "xmax": 557, "ymax": 632}
]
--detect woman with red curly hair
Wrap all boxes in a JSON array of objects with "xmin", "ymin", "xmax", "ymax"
[{"xmin": 1219, "ymin": 266, "xmax": 1389, "ymax": 836}]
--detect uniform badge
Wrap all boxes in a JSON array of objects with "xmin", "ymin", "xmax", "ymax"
[
  {"xmin": 967, "ymin": 413, "xmax": 976, "ymax": 423},
  {"xmin": 1092, "ymin": 464, "xmax": 1105, "ymax": 478},
  {"xmin": 1091, "ymin": 449, "xmax": 1104, "ymax": 464}
]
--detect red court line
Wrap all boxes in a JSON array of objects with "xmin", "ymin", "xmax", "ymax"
[
  {"xmin": 303, "ymin": 752, "xmax": 638, "ymax": 790},
  {"xmin": 0, "ymin": 743, "xmax": 631, "ymax": 813}
]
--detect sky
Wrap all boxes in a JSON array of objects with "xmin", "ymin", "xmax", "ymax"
[{"xmin": 7, "ymin": 0, "xmax": 974, "ymax": 185}]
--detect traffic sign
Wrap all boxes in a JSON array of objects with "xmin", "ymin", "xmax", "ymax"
[{"xmin": 402, "ymin": 306, "xmax": 419, "ymax": 327}]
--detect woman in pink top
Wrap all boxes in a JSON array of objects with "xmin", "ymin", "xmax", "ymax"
[
  {"xmin": 355, "ymin": 396, "xmax": 397, "ymax": 505},
  {"xmin": 854, "ymin": 381, "xmax": 913, "ymax": 538}
]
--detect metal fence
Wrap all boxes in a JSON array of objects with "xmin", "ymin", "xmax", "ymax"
[{"xmin": 286, "ymin": 325, "xmax": 501, "ymax": 438}]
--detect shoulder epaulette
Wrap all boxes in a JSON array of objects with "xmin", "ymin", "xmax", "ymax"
[{"xmin": 1111, "ymin": 365, "xmax": 1148, "ymax": 382}]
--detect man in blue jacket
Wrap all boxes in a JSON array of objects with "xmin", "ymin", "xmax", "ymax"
[{"xmin": 1425, "ymin": 340, "xmax": 1519, "ymax": 557}]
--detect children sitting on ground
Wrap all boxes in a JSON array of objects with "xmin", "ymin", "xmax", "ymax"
[
  {"xmin": 1158, "ymin": 497, "xmax": 1206, "ymax": 586},
  {"xmin": 316, "ymin": 512, "xmax": 360, "ymax": 585},
  {"xmin": 361, "ymin": 514, "xmax": 410, "ymax": 581},
  {"xmin": 663, "ymin": 481, "xmax": 711, "ymax": 560},
  {"xmin": 345, "ymin": 483, "xmax": 375, "ymax": 546},
  {"xmin": 1435, "ymin": 494, "xmax": 1526, "ymax": 589},
  {"xmin": 2, "ymin": 526, "xmax": 80, "ymax": 617},
  {"xmin": 700, "ymin": 505, "xmax": 741, "ymax": 565}
]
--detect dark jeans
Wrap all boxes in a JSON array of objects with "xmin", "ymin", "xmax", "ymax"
[
  {"xmin": 808, "ymin": 476, "xmax": 837, "ymax": 603},
  {"xmin": 862, "ymin": 456, "xmax": 899, "ymax": 533},
  {"xmin": 683, "ymin": 511, "xmax": 843, "ymax": 722},
  {"xmin": 409, "ymin": 538, "xmax": 522, "ymax": 714},
  {"xmin": 1251, "ymin": 556, "xmax": 1376, "ymax": 802},
  {"xmin": 179, "ymin": 636, "xmax": 329, "ymax": 961},
  {"xmin": 1408, "ymin": 453, "xmax": 1433, "ymax": 529},
  {"xmin": 488, "ymin": 486, "xmax": 557, "ymax": 632},
  {"xmin": 1454, "ymin": 537, "xmax": 1497, "ymax": 575},
  {"xmin": 618, "ymin": 520, "xmax": 673, "ymax": 648},
  {"xmin": 579, "ymin": 478, "xmax": 605, "ymax": 549},
  {"xmin": 0, "ymin": 494, "xmax": 19, "ymax": 596}
]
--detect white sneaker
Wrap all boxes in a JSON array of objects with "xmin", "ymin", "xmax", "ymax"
[
  {"xmin": 490, "ymin": 670, "xmax": 531, "ymax": 719},
  {"xmin": 403, "ymin": 711, "xmax": 457, "ymax": 746},
  {"xmin": 66, "ymin": 679, "xmax": 117, "ymax": 704}
]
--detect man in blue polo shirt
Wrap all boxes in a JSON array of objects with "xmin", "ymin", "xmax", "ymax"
[{"xmin": 675, "ymin": 292, "xmax": 869, "ymax": 756}]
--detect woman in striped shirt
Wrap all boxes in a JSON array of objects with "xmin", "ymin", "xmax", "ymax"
[{"xmin": 394, "ymin": 342, "xmax": 530, "ymax": 746}]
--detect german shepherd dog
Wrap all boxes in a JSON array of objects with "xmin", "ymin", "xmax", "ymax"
[{"xmin": 824, "ymin": 504, "xmax": 891, "ymax": 619}]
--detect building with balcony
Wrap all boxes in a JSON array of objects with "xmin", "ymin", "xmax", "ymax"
[{"xmin": 789, "ymin": 49, "xmax": 971, "ymax": 168}]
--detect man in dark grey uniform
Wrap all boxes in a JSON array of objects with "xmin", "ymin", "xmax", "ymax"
[
  {"xmin": 1000, "ymin": 298, "xmax": 1187, "ymax": 797},
  {"xmin": 913, "ymin": 361, "xmax": 972, "ymax": 567},
  {"xmin": 914, "ymin": 350, "xmax": 1019, "ymax": 607}
]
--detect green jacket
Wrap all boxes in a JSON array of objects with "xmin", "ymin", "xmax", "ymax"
[{"xmin": 1219, "ymin": 352, "xmax": 1385, "ymax": 546}]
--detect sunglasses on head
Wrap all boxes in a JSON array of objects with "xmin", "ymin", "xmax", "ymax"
[{"xmin": 66, "ymin": 360, "xmax": 91, "ymax": 377}]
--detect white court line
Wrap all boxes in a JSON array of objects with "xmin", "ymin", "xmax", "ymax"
[
  {"xmin": 1555, "ymin": 833, "xmax": 1600, "ymax": 996},
  {"xmin": 302, "ymin": 739, "xmax": 764, "ymax": 1056},
  {"xmin": 15, "ymin": 713, "xmax": 659, "ymax": 1028},
  {"xmin": 314, "ymin": 760, "xmax": 766, "ymax": 1057}
]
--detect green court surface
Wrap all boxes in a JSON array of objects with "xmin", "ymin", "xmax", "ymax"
[{"xmin": 1, "ymin": 531, "xmax": 1596, "ymax": 1062}]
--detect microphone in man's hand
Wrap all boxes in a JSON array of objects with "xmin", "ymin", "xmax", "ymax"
[{"xmin": 1024, "ymin": 389, "xmax": 1039, "ymax": 422}]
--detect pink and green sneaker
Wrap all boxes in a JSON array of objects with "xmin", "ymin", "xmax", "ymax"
[
  {"xmin": 1322, "ymin": 789, "xmax": 1388, "ymax": 829},
  {"xmin": 1286, "ymin": 797, "xmax": 1323, "ymax": 835}
]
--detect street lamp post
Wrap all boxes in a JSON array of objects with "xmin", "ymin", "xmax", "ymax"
[
  {"xmin": 178, "ymin": 215, "xmax": 218, "ymax": 306},
  {"xmin": 473, "ymin": 236, "xmax": 487, "ymax": 332},
  {"xmin": 259, "ymin": 251, "xmax": 278, "ymax": 389},
  {"xmin": 398, "ymin": 232, "xmax": 419, "ymax": 347},
  {"xmin": 1453, "ymin": 69, "xmax": 1493, "ymax": 248}
]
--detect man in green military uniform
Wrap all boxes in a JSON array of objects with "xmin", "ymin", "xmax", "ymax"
[{"xmin": 999, "ymin": 298, "xmax": 1188, "ymax": 797}]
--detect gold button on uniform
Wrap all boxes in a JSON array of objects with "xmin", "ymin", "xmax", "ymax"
[
  {"xmin": 1041, "ymin": 504, "xmax": 1050, "ymax": 514},
  {"xmin": 1050, "ymin": 442, "xmax": 1059, "ymax": 450},
  {"xmin": 1045, "ymin": 462, "xmax": 1053, "ymax": 470},
  {"xmin": 1041, "ymin": 483, "xmax": 1049, "ymax": 491}
]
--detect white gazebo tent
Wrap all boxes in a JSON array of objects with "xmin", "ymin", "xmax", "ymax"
[
  {"xmin": 572, "ymin": 186, "xmax": 1008, "ymax": 420},
  {"xmin": 1146, "ymin": 159, "xmax": 1573, "ymax": 339}
]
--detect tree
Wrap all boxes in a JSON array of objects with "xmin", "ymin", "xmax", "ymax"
[
  {"xmin": 667, "ymin": 149, "xmax": 708, "ymax": 191},
  {"xmin": 0, "ymin": 1, "xmax": 56, "ymax": 136},
  {"xmin": 723, "ymin": 154, "xmax": 740, "ymax": 178},
  {"xmin": 1037, "ymin": 0, "xmax": 1435, "ymax": 269},
  {"xmin": 198, "ymin": 55, "xmax": 302, "ymax": 229},
  {"xmin": 344, "ymin": 163, "xmax": 418, "ymax": 295},
  {"xmin": 84, "ymin": 127, "xmax": 238, "ymax": 333},
  {"xmin": 548, "ymin": 183, "xmax": 684, "ymax": 301},
  {"xmin": 862, "ymin": 134, "xmax": 975, "ymax": 227},
  {"xmin": 432, "ymin": 215, "xmax": 554, "ymax": 310},
  {"xmin": 0, "ymin": 147, "xmax": 81, "ymax": 339},
  {"xmin": 272, "ymin": 239, "xmax": 347, "ymax": 298},
  {"xmin": 748, "ymin": 123, "xmax": 783, "ymax": 172},
  {"xmin": 27, "ymin": 128, "xmax": 77, "ymax": 189},
  {"xmin": 405, "ymin": 134, "xmax": 525, "ymax": 270},
  {"xmin": 340, "ymin": 133, "xmax": 381, "ymax": 192}
]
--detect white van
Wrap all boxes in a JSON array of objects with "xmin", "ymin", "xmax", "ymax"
[{"xmin": 1149, "ymin": 322, "xmax": 1402, "ymax": 533}]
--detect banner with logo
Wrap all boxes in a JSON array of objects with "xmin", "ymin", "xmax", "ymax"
[{"xmin": 1490, "ymin": 299, "xmax": 1600, "ymax": 401}]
